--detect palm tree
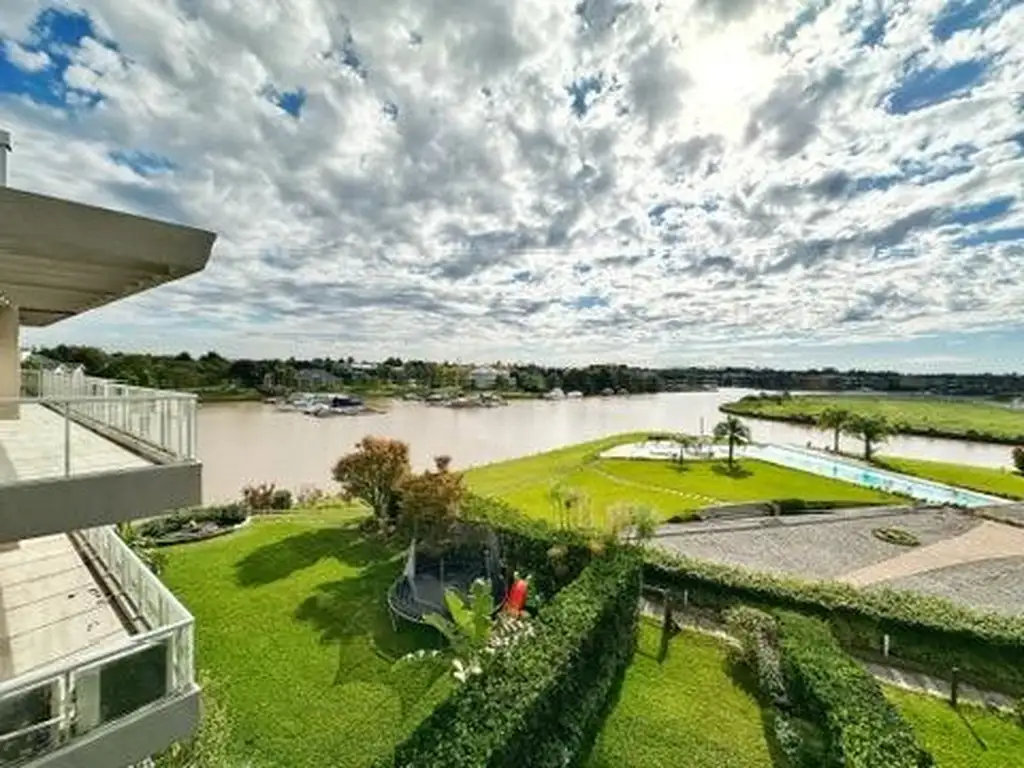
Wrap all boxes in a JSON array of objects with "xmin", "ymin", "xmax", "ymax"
[
  {"xmin": 817, "ymin": 407, "xmax": 851, "ymax": 453},
  {"xmin": 713, "ymin": 416, "xmax": 752, "ymax": 467},
  {"xmin": 673, "ymin": 433, "xmax": 698, "ymax": 463},
  {"xmin": 844, "ymin": 415, "xmax": 891, "ymax": 461}
]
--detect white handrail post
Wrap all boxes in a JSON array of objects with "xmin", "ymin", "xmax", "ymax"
[{"xmin": 63, "ymin": 401, "xmax": 71, "ymax": 477}]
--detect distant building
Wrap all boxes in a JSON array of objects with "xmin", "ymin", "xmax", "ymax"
[
  {"xmin": 470, "ymin": 366, "xmax": 501, "ymax": 390},
  {"xmin": 295, "ymin": 368, "xmax": 339, "ymax": 388}
]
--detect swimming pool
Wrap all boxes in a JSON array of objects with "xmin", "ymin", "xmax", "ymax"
[{"xmin": 747, "ymin": 444, "xmax": 1008, "ymax": 508}]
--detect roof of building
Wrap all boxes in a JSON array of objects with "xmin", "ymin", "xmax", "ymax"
[{"xmin": 0, "ymin": 187, "xmax": 216, "ymax": 327}]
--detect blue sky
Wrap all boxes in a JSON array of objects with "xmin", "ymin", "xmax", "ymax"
[{"xmin": 1, "ymin": 0, "xmax": 1022, "ymax": 372}]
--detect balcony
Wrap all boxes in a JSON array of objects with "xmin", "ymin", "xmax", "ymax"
[
  {"xmin": 0, "ymin": 524, "xmax": 197, "ymax": 768},
  {"xmin": 0, "ymin": 370, "xmax": 202, "ymax": 543}
]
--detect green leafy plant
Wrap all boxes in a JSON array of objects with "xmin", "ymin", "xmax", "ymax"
[
  {"xmin": 423, "ymin": 578, "xmax": 495, "ymax": 669},
  {"xmin": 872, "ymin": 527, "xmax": 921, "ymax": 547},
  {"xmin": 115, "ymin": 522, "xmax": 166, "ymax": 575}
]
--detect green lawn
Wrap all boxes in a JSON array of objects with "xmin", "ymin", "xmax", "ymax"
[
  {"xmin": 466, "ymin": 434, "xmax": 897, "ymax": 525},
  {"xmin": 876, "ymin": 456, "xmax": 1024, "ymax": 501},
  {"xmin": 723, "ymin": 395, "xmax": 1024, "ymax": 444},
  {"xmin": 588, "ymin": 624, "xmax": 774, "ymax": 768},
  {"xmin": 161, "ymin": 506, "xmax": 451, "ymax": 768},
  {"xmin": 887, "ymin": 688, "xmax": 1024, "ymax": 767}
]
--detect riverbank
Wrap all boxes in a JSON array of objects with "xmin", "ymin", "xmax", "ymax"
[{"xmin": 721, "ymin": 394, "xmax": 1024, "ymax": 445}]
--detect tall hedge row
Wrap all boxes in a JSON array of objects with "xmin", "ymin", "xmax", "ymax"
[
  {"xmin": 379, "ymin": 550, "xmax": 641, "ymax": 768},
  {"xmin": 776, "ymin": 612, "xmax": 934, "ymax": 768},
  {"xmin": 644, "ymin": 549, "xmax": 1024, "ymax": 694}
]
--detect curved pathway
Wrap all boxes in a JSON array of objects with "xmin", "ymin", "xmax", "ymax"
[
  {"xmin": 839, "ymin": 520, "xmax": 1024, "ymax": 586},
  {"xmin": 585, "ymin": 465, "xmax": 722, "ymax": 506}
]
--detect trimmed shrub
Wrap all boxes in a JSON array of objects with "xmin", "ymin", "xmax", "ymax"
[
  {"xmin": 270, "ymin": 489, "xmax": 293, "ymax": 510},
  {"xmin": 380, "ymin": 550, "xmax": 642, "ymax": 768},
  {"xmin": 645, "ymin": 549, "xmax": 1024, "ymax": 695},
  {"xmin": 871, "ymin": 527, "xmax": 920, "ymax": 547},
  {"xmin": 776, "ymin": 612, "xmax": 933, "ymax": 768},
  {"xmin": 1013, "ymin": 446, "xmax": 1024, "ymax": 474}
]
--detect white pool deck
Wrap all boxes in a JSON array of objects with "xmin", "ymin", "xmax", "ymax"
[
  {"xmin": 600, "ymin": 441, "xmax": 1010, "ymax": 508},
  {"xmin": 0, "ymin": 403, "xmax": 150, "ymax": 484},
  {"xmin": 0, "ymin": 533, "xmax": 129, "ymax": 682}
]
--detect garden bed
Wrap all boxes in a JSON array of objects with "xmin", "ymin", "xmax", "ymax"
[{"xmin": 137, "ymin": 504, "xmax": 251, "ymax": 546}]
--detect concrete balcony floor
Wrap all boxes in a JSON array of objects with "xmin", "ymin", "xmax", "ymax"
[
  {"xmin": 0, "ymin": 533, "xmax": 129, "ymax": 682},
  {"xmin": 0, "ymin": 404, "xmax": 150, "ymax": 484}
]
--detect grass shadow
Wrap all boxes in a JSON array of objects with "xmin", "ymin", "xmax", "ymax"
[
  {"xmin": 954, "ymin": 705, "xmax": 989, "ymax": 750},
  {"xmin": 235, "ymin": 523, "xmax": 388, "ymax": 587},
  {"xmin": 722, "ymin": 655, "xmax": 802, "ymax": 768},
  {"xmin": 711, "ymin": 462, "xmax": 753, "ymax": 479},
  {"xmin": 669, "ymin": 462, "xmax": 692, "ymax": 474}
]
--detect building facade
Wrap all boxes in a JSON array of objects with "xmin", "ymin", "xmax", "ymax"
[{"xmin": 0, "ymin": 130, "xmax": 217, "ymax": 768}]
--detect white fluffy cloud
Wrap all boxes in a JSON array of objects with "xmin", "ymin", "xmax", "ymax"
[{"xmin": 2, "ymin": 0, "xmax": 1022, "ymax": 367}]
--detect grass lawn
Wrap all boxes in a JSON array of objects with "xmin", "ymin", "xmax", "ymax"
[
  {"xmin": 588, "ymin": 623, "xmax": 774, "ymax": 768},
  {"xmin": 161, "ymin": 505, "xmax": 451, "ymax": 768},
  {"xmin": 887, "ymin": 688, "xmax": 1024, "ymax": 767},
  {"xmin": 876, "ymin": 456, "xmax": 1024, "ymax": 500},
  {"xmin": 466, "ymin": 434, "xmax": 897, "ymax": 526},
  {"xmin": 723, "ymin": 395, "xmax": 1024, "ymax": 444}
]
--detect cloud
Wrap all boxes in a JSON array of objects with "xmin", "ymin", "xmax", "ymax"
[{"xmin": 0, "ymin": 0, "xmax": 1021, "ymax": 370}]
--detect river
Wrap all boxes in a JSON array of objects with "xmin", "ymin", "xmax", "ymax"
[{"xmin": 195, "ymin": 389, "xmax": 1016, "ymax": 503}]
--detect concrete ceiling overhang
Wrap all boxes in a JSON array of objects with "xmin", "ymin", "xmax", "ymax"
[{"xmin": 0, "ymin": 187, "xmax": 217, "ymax": 327}]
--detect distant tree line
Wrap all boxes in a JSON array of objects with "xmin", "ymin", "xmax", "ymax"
[{"xmin": 28, "ymin": 344, "xmax": 1024, "ymax": 398}]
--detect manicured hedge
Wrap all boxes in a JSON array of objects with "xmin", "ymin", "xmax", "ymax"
[
  {"xmin": 776, "ymin": 612, "xmax": 933, "ymax": 768},
  {"xmin": 462, "ymin": 494, "xmax": 595, "ymax": 598},
  {"xmin": 645, "ymin": 550, "xmax": 1024, "ymax": 695},
  {"xmin": 380, "ymin": 550, "xmax": 642, "ymax": 768}
]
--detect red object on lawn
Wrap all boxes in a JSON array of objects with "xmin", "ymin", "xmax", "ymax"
[{"xmin": 506, "ymin": 578, "xmax": 529, "ymax": 615}]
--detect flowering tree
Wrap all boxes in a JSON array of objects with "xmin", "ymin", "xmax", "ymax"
[{"xmin": 331, "ymin": 436, "xmax": 411, "ymax": 528}]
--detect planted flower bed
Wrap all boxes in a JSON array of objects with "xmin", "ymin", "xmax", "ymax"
[{"xmin": 136, "ymin": 503, "xmax": 250, "ymax": 546}]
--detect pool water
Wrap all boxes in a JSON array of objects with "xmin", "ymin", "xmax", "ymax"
[{"xmin": 748, "ymin": 444, "xmax": 1007, "ymax": 508}]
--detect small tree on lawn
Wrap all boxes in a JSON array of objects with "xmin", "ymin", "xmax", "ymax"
[
  {"xmin": 1013, "ymin": 446, "xmax": 1024, "ymax": 475},
  {"xmin": 674, "ymin": 433, "xmax": 698, "ymax": 463},
  {"xmin": 331, "ymin": 436, "xmax": 411, "ymax": 530},
  {"xmin": 844, "ymin": 415, "xmax": 891, "ymax": 462},
  {"xmin": 817, "ymin": 407, "xmax": 852, "ymax": 452},
  {"xmin": 713, "ymin": 416, "xmax": 752, "ymax": 467},
  {"xmin": 398, "ymin": 455, "xmax": 466, "ymax": 551}
]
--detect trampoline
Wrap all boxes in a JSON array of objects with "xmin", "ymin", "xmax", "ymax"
[{"xmin": 387, "ymin": 525, "xmax": 506, "ymax": 626}]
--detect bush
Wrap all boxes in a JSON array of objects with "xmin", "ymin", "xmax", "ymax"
[
  {"xmin": 872, "ymin": 527, "xmax": 920, "ymax": 547},
  {"xmin": 776, "ymin": 612, "xmax": 933, "ymax": 768},
  {"xmin": 644, "ymin": 549, "xmax": 1024, "ymax": 695},
  {"xmin": 1013, "ymin": 446, "xmax": 1024, "ymax": 474},
  {"xmin": 241, "ymin": 482, "xmax": 277, "ymax": 511},
  {"xmin": 380, "ymin": 551, "xmax": 641, "ymax": 768},
  {"xmin": 270, "ymin": 488, "xmax": 293, "ymax": 510}
]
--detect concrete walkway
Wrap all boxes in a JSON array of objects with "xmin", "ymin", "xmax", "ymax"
[{"xmin": 839, "ymin": 521, "xmax": 1024, "ymax": 586}]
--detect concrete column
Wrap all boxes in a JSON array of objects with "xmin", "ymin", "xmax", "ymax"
[{"xmin": 0, "ymin": 303, "xmax": 19, "ymax": 420}]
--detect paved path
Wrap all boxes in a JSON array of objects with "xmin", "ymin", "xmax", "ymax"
[
  {"xmin": 639, "ymin": 598, "xmax": 1015, "ymax": 710},
  {"xmin": 839, "ymin": 520, "xmax": 1024, "ymax": 586}
]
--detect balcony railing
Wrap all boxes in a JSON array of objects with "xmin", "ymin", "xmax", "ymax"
[
  {"xmin": 0, "ymin": 526, "xmax": 196, "ymax": 766},
  {"xmin": 17, "ymin": 368, "xmax": 197, "ymax": 463}
]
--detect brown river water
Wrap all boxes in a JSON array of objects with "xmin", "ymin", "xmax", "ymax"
[{"xmin": 195, "ymin": 389, "xmax": 1015, "ymax": 503}]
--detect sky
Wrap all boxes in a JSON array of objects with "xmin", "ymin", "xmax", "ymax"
[{"xmin": 1, "ymin": 0, "xmax": 1022, "ymax": 373}]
